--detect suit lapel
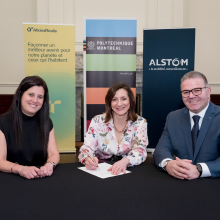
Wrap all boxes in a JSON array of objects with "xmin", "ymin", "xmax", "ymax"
[
  {"xmin": 193, "ymin": 102, "xmax": 215, "ymax": 160},
  {"xmin": 182, "ymin": 108, "xmax": 194, "ymax": 159}
]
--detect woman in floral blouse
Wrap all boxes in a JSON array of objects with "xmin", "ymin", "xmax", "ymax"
[{"xmin": 79, "ymin": 83, "xmax": 148, "ymax": 175}]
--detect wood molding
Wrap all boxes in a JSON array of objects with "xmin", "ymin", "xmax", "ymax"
[
  {"xmin": 211, "ymin": 94, "xmax": 220, "ymax": 106},
  {"xmin": 0, "ymin": 94, "xmax": 220, "ymax": 116},
  {"xmin": 0, "ymin": 95, "xmax": 13, "ymax": 115}
]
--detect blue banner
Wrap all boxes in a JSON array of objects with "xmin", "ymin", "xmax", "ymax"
[
  {"xmin": 86, "ymin": 20, "xmax": 137, "ymax": 37},
  {"xmin": 142, "ymin": 28, "xmax": 195, "ymax": 149}
]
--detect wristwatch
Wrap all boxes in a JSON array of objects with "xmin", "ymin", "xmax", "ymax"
[
  {"xmin": 48, "ymin": 161, "xmax": 56, "ymax": 169},
  {"xmin": 162, "ymin": 160, "xmax": 170, "ymax": 171},
  {"xmin": 196, "ymin": 164, "xmax": 203, "ymax": 177}
]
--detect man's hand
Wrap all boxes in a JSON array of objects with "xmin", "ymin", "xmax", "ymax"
[
  {"xmin": 185, "ymin": 164, "xmax": 200, "ymax": 180},
  {"xmin": 166, "ymin": 159, "xmax": 190, "ymax": 179},
  {"xmin": 176, "ymin": 157, "xmax": 192, "ymax": 164},
  {"xmin": 175, "ymin": 157, "xmax": 200, "ymax": 179},
  {"xmin": 166, "ymin": 157, "xmax": 200, "ymax": 180}
]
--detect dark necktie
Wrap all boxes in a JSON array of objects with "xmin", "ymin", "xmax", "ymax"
[{"xmin": 191, "ymin": 115, "xmax": 200, "ymax": 154}]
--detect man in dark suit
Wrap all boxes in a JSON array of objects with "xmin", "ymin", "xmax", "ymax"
[{"xmin": 154, "ymin": 71, "xmax": 220, "ymax": 179}]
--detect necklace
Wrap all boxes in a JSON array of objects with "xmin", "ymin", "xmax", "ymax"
[{"xmin": 113, "ymin": 121, "xmax": 127, "ymax": 133}]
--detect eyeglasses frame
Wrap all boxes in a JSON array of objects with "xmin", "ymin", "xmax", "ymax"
[{"xmin": 180, "ymin": 87, "xmax": 208, "ymax": 97}]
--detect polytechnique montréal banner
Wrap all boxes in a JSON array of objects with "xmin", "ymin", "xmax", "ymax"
[{"xmin": 83, "ymin": 18, "xmax": 137, "ymax": 133}]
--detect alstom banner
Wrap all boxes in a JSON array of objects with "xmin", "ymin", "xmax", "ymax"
[
  {"xmin": 23, "ymin": 23, "xmax": 76, "ymax": 152},
  {"xmin": 142, "ymin": 28, "xmax": 195, "ymax": 150},
  {"xmin": 83, "ymin": 18, "xmax": 137, "ymax": 132}
]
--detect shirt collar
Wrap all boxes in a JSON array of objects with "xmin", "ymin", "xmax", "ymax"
[
  {"xmin": 109, "ymin": 117, "xmax": 114, "ymax": 127},
  {"xmin": 189, "ymin": 103, "xmax": 209, "ymax": 119},
  {"xmin": 108, "ymin": 115, "xmax": 131, "ymax": 129}
]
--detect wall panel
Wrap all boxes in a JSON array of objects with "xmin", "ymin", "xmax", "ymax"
[{"xmin": 1, "ymin": 0, "xmax": 220, "ymax": 94}]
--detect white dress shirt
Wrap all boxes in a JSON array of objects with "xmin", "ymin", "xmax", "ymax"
[{"xmin": 159, "ymin": 103, "xmax": 211, "ymax": 178}]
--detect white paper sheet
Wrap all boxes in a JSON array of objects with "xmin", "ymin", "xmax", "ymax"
[{"xmin": 78, "ymin": 162, "xmax": 131, "ymax": 179}]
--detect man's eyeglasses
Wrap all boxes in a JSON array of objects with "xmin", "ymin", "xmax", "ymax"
[{"xmin": 180, "ymin": 87, "xmax": 207, "ymax": 98}]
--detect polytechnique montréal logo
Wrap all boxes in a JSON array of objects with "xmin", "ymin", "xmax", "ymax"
[{"xmin": 87, "ymin": 41, "xmax": 95, "ymax": 50}]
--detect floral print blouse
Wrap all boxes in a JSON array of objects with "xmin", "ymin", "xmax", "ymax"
[{"xmin": 79, "ymin": 114, "xmax": 148, "ymax": 166}]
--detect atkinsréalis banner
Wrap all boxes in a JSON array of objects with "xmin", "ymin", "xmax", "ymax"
[
  {"xmin": 142, "ymin": 28, "xmax": 195, "ymax": 150},
  {"xmin": 83, "ymin": 18, "xmax": 137, "ymax": 133},
  {"xmin": 23, "ymin": 23, "xmax": 75, "ymax": 152}
]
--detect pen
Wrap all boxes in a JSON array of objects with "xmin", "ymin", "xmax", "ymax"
[{"xmin": 88, "ymin": 154, "xmax": 99, "ymax": 168}]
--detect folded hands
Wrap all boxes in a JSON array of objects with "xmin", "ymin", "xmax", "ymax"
[
  {"xmin": 166, "ymin": 157, "xmax": 200, "ymax": 180},
  {"xmin": 20, "ymin": 162, "xmax": 53, "ymax": 179}
]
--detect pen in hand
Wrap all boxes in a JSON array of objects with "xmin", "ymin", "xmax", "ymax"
[{"xmin": 88, "ymin": 154, "xmax": 99, "ymax": 168}]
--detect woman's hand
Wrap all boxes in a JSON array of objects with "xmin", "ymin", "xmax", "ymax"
[
  {"xmin": 20, "ymin": 166, "xmax": 40, "ymax": 179},
  {"xmin": 84, "ymin": 157, "xmax": 99, "ymax": 170},
  {"xmin": 37, "ymin": 163, "xmax": 53, "ymax": 178},
  {"xmin": 107, "ymin": 158, "xmax": 130, "ymax": 175}
]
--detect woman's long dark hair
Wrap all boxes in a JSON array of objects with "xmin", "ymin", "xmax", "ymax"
[
  {"xmin": 104, "ymin": 83, "xmax": 137, "ymax": 123},
  {"xmin": 10, "ymin": 76, "xmax": 50, "ymax": 155}
]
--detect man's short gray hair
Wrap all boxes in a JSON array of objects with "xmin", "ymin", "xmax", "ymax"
[{"xmin": 181, "ymin": 71, "xmax": 209, "ymax": 87}]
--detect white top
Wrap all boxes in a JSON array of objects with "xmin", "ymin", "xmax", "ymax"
[{"xmin": 79, "ymin": 114, "xmax": 148, "ymax": 166}]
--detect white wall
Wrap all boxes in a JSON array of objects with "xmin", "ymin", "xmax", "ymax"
[
  {"xmin": 0, "ymin": 0, "xmax": 37, "ymax": 94},
  {"xmin": 74, "ymin": 0, "xmax": 147, "ymax": 51},
  {"xmin": 189, "ymin": 0, "xmax": 220, "ymax": 93},
  {"xmin": 0, "ymin": 0, "xmax": 220, "ymax": 94}
]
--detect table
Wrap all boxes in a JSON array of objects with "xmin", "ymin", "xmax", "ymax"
[{"xmin": 0, "ymin": 163, "xmax": 219, "ymax": 220}]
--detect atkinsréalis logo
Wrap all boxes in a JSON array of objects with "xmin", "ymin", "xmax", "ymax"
[
  {"xmin": 27, "ymin": 27, "xmax": 57, "ymax": 33},
  {"xmin": 149, "ymin": 58, "xmax": 188, "ymax": 66},
  {"xmin": 27, "ymin": 27, "xmax": 33, "ymax": 32}
]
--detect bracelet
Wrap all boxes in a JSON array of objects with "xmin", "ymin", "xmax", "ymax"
[
  {"xmin": 82, "ymin": 153, "xmax": 89, "ymax": 165},
  {"xmin": 19, "ymin": 166, "xmax": 26, "ymax": 176},
  {"xmin": 11, "ymin": 162, "xmax": 18, "ymax": 173},
  {"xmin": 83, "ymin": 157, "xmax": 88, "ymax": 165},
  {"xmin": 47, "ymin": 161, "xmax": 56, "ymax": 169}
]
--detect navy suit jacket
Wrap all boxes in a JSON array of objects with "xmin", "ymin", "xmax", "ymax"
[{"xmin": 154, "ymin": 102, "xmax": 220, "ymax": 178}]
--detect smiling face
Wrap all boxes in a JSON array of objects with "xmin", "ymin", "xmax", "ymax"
[
  {"xmin": 21, "ymin": 86, "xmax": 45, "ymax": 117},
  {"xmin": 111, "ymin": 89, "xmax": 130, "ymax": 117},
  {"xmin": 181, "ymin": 78, "xmax": 211, "ymax": 114}
]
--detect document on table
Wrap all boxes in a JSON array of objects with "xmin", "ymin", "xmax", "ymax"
[{"xmin": 78, "ymin": 162, "xmax": 131, "ymax": 179}]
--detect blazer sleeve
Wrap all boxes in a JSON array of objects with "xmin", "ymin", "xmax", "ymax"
[
  {"xmin": 196, "ymin": 104, "xmax": 220, "ymax": 178},
  {"xmin": 205, "ymin": 157, "xmax": 220, "ymax": 178},
  {"xmin": 153, "ymin": 113, "xmax": 174, "ymax": 167}
]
